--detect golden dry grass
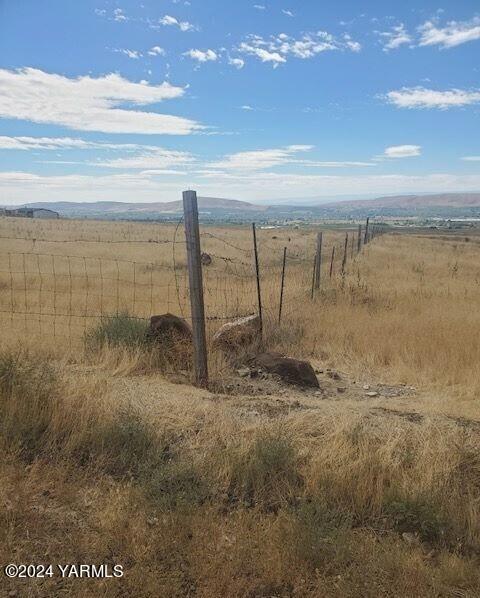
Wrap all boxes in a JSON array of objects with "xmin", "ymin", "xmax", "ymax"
[{"xmin": 1, "ymin": 215, "xmax": 480, "ymax": 597}]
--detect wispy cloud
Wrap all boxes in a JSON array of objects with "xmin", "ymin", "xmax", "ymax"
[
  {"xmin": 183, "ymin": 49, "xmax": 218, "ymax": 63},
  {"xmin": 0, "ymin": 136, "xmax": 103, "ymax": 150},
  {"xmin": 253, "ymin": 5, "xmax": 266, "ymax": 10},
  {"xmin": 113, "ymin": 8, "xmax": 128, "ymax": 22},
  {"xmin": 147, "ymin": 46, "xmax": 165, "ymax": 56},
  {"xmin": 377, "ymin": 24, "xmax": 412, "ymax": 51},
  {"xmin": 385, "ymin": 86, "xmax": 480, "ymax": 109},
  {"xmin": 228, "ymin": 57, "xmax": 245, "ymax": 69},
  {"xmin": 418, "ymin": 17, "xmax": 480, "ymax": 49},
  {"xmin": 461, "ymin": 156, "xmax": 480, "ymax": 161},
  {"xmin": 93, "ymin": 147, "xmax": 194, "ymax": 169},
  {"xmin": 159, "ymin": 14, "xmax": 195, "ymax": 32},
  {"xmin": 113, "ymin": 48, "xmax": 142, "ymax": 59},
  {"xmin": 382, "ymin": 145, "xmax": 421, "ymax": 158},
  {"xmin": 207, "ymin": 145, "xmax": 314, "ymax": 171},
  {"xmin": 0, "ymin": 68, "xmax": 202, "ymax": 135},
  {"xmin": 282, "ymin": 9, "xmax": 294, "ymax": 17},
  {"xmin": 238, "ymin": 31, "xmax": 361, "ymax": 67}
]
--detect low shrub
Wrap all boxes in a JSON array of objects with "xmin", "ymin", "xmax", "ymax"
[
  {"xmin": 226, "ymin": 430, "xmax": 301, "ymax": 511},
  {"xmin": 0, "ymin": 350, "xmax": 58, "ymax": 460},
  {"xmin": 85, "ymin": 312, "xmax": 148, "ymax": 351},
  {"xmin": 383, "ymin": 496, "xmax": 448, "ymax": 544}
]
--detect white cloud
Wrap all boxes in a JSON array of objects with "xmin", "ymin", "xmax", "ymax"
[
  {"xmin": 93, "ymin": 147, "xmax": 194, "ymax": 169},
  {"xmin": 113, "ymin": 8, "xmax": 128, "ymax": 22},
  {"xmin": 418, "ymin": 17, "xmax": 480, "ymax": 49},
  {"xmin": 241, "ymin": 105, "xmax": 254, "ymax": 110},
  {"xmin": 378, "ymin": 24, "xmax": 412, "ymax": 51},
  {"xmin": 229, "ymin": 57, "xmax": 245, "ymax": 69},
  {"xmin": 114, "ymin": 48, "xmax": 142, "ymax": 59},
  {"xmin": 385, "ymin": 86, "xmax": 480, "ymax": 109},
  {"xmin": 183, "ymin": 49, "xmax": 218, "ymax": 63},
  {"xmin": 238, "ymin": 31, "xmax": 360, "ymax": 66},
  {"xmin": 208, "ymin": 145, "xmax": 314, "ymax": 171},
  {"xmin": 148, "ymin": 46, "xmax": 165, "ymax": 56},
  {"xmin": 382, "ymin": 145, "xmax": 421, "ymax": 158},
  {"xmin": 254, "ymin": 4, "xmax": 266, "ymax": 10},
  {"xmin": 159, "ymin": 14, "xmax": 195, "ymax": 32},
  {"xmin": 343, "ymin": 34, "xmax": 362, "ymax": 52},
  {"xmin": 0, "ymin": 67, "xmax": 202, "ymax": 135},
  {"xmin": 461, "ymin": 156, "xmax": 480, "ymax": 161},
  {"xmin": 282, "ymin": 9, "xmax": 294, "ymax": 17},
  {"xmin": 0, "ymin": 136, "xmax": 97, "ymax": 150}
]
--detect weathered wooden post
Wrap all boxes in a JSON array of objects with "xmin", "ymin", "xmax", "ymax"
[
  {"xmin": 252, "ymin": 223, "xmax": 263, "ymax": 335},
  {"xmin": 357, "ymin": 224, "xmax": 362, "ymax": 252},
  {"xmin": 183, "ymin": 190, "xmax": 208, "ymax": 387},
  {"xmin": 278, "ymin": 246, "xmax": 287, "ymax": 324},
  {"xmin": 329, "ymin": 246, "xmax": 335, "ymax": 278},
  {"xmin": 341, "ymin": 233, "xmax": 348, "ymax": 276},
  {"xmin": 364, "ymin": 217, "xmax": 370, "ymax": 244},
  {"xmin": 314, "ymin": 232, "xmax": 323, "ymax": 290}
]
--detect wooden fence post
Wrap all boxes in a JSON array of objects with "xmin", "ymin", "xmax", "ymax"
[
  {"xmin": 357, "ymin": 224, "xmax": 362, "ymax": 252},
  {"xmin": 350, "ymin": 232, "xmax": 355, "ymax": 259},
  {"xmin": 314, "ymin": 232, "xmax": 323, "ymax": 289},
  {"xmin": 252, "ymin": 223, "xmax": 263, "ymax": 335},
  {"xmin": 183, "ymin": 190, "xmax": 208, "ymax": 388},
  {"xmin": 364, "ymin": 217, "xmax": 370, "ymax": 244},
  {"xmin": 278, "ymin": 246, "xmax": 287, "ymax": 324},
  {"xmin": 341, "ymin": 233, "xmax": 348, "ymax": 276},
  {"xmin": 329, "ymin": 246, "xmax": 335, "ymax": 278}
]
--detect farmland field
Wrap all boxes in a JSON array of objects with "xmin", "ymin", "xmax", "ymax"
[{"xmin": 1, "ymin": 215, "xmax": 480, "ymax": 597}]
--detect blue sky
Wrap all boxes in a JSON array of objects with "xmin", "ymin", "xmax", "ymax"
[{"xmin": 0, "ymin": 0, "xmax": 479, "ymax": 205}]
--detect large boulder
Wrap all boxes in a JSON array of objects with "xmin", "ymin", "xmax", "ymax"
[
  {"xmin": 212, "ymin": 315, "xmax": 261, "ymax": 352},
  {"xmin": 255, "ymin": 352, "xmax": 319, "ymax": 388},
  {"xmin": 145, "ymin": 313, "xmax": 192, "ymax": 347}
]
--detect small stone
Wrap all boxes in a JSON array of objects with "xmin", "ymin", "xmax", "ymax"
[
  {"xmin": 237, "ymin": 368, "xmax": 250, "ymax": 378},
  {"xmin": 365, "ymin": 391, "xmax": 379, "ymax": 397},
  {"xmin": 328, "ymin": 371, "xmax": 341, "ymax": 380},
  {"xmin": 363, "ymin": 384, "xmax": 370, "ymax": 390},
  {"xmin": 314, "ymin": 391, "xmax": 323, "ymax": 397},
  {"xmin": 147, "ymin": 517, "xmax": 159, "ymax": 527},
  {"xmin": 337, "ymin": 387, "xmax": 346, "ymax": 393}
]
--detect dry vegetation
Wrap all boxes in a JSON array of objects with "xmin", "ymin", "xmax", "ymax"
[{"xmin": 1, "ymin": 215, "xmax": 480, "ymax": 597}]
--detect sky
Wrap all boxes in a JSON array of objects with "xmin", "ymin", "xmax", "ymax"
[{"xmin": 0, "ymin": 0, "xmax": 479, "ymax": 205}]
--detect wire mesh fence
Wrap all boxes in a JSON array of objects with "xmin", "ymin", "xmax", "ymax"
[{"xmin": 0, "ymin": 215, "xmax": 380, "ymax": 350}]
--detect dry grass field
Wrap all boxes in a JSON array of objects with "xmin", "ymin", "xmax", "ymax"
[{"xmin": 1, "ymin": 215, "xmax": 480, "ymax": 597}]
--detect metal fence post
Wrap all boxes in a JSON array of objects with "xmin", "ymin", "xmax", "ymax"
[
  {"xmin": 252, "ymin": 223, "xmax": 263, "ymax": 335},
  {"xmin": 341, "ymin": 233, "xmax": 348, "ymax": 276},
  {"xmin": 183, "ymin": 190, "xmax": 208, "ymax": 388},
  {"xmin": 364, "ymin": 217, "xmax": 370, "ymax": 244},
  {"xmin": 329, "ymin": 246, "xmax": 335, "ymax": 278},
  {"xmin": 278, "ymin": 246, "xmax": 287, "ymax": 324},
  {"xmin": 314, "ymin": 232, "xmax": 323, "ymax": 289}
]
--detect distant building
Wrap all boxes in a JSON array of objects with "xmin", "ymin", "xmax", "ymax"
[{"xmin": 2, "ymin": 207, "xmax": 59, "ymax": 219}]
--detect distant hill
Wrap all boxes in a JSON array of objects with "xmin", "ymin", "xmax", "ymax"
[
  {"xmin": 16, "ymin": 197, "xmax": 266, "ymax": 217},
  {"xmin": 3, "ymin": 192, "xmax": 480, "ymax": 221},
  {"xmin": 322, "ymin": 193, "xmax": 480, "ymax": 209}
]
